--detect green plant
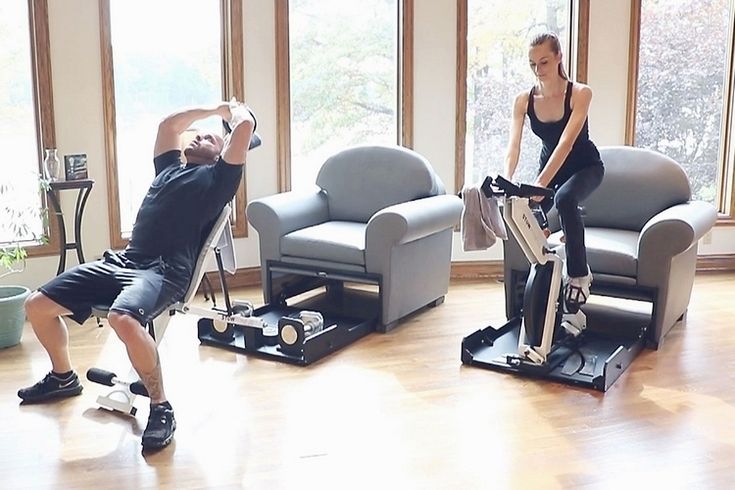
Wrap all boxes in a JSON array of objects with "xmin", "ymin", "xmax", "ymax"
[{"xmin": 0, "ymin": 175, "xmax": 50, "ymax": 277}]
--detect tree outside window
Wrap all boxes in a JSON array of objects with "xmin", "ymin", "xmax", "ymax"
[
  {"xmin": 0, "ymin": 2, "xmax": 46, "ymax": 246},
  {"xmin": 108, "ymin": 0, "xmax": 222, "ymax": 236},
  {"xmin": 288, "ymin": 0, "xmax": 399, "ymax": 190},
  {"xmin": 465, "ymin": 0, "xmax": 571, "ymax": 188},
  {"xmin": 634, "ymin": 0, "xmax": 732, "ymax": 206}
]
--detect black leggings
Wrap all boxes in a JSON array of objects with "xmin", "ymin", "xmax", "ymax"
[{"xmin": 541, "ymin": 165, "xmax": 604, "ymax": 278}]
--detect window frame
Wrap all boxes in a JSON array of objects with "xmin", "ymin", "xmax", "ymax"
[
  {"xmin": 21, "ymin": 0, "xmax": 60, "ymax": 259},
  {"xmin": 99, "ymin": 0, "xmax": 247, "ymax": 250},
  {"xmin": 626, "ymin": 0, "xmax": 735, "ymax": 223},
  {"xmin": 274, "ymin": 0, "xmax": 415, "ymax": 192},
  {"xmin": 454, "ymin": 0, "xmax": 589, "ymax": 193}
]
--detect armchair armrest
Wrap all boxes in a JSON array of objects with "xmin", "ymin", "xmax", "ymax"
[
  {"xmin": 638, "ymin": 201, "xmax": 717, "ymax": 260},
  {"xmin": 246, "ymin": 188, "xmax": 330, "ymax": 236},
  {"xmin": 637, "ymin": 201, "xmax": 717, "ymax": 287},
  {"xmin": 366, "ymin": 194, "xmax": 463, "ymax": 246}
]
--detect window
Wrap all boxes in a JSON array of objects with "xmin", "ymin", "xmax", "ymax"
[
  {"xmin": 456, "ymin": 0, "xmax": 585, "ymax": 192},
  {"xmin": 276, "ymin": 0, "xmax": 413, "ymax": 191},
  {"xmin": 0, "ymin": 0, "xmax": 56, "ymax": 255},
  {"xmin": 100, "ymin": 0, "xmax": 245, "ymax": 248},
  {"xmin": 628, "ymin": 0, "xmax": 735, "ymax": 216}
]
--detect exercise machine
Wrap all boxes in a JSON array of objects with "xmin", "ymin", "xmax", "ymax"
[
  {"xmin": 90, "ymin": 194, "xmax": 378, "ymax": 415},
  {"xmin": 196, "ymin": 260, "xmax": 380, "ymax": 365},
  {"xmin": 87, "ymin": 203, "xmax": 235, "ymax": 415},
  {"xmin": 87, "ymin": 113, "xmax": 264, "ymax": 415},
  {"xmin": 461, "ymin": 176, "xmax": 648, "ymax": 391}
]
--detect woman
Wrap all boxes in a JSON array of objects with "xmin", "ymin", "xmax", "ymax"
[{"xmin": 503, "ymin": 32, "xmax": 604, "ymax": 312}]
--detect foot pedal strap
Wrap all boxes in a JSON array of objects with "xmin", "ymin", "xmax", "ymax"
[
  {"xmin": 560, "ymin": 351, "xmax": 583, "ymax": 375},
  {"xmin": 579, "ymin": 354, "xmax": 597, "ymax": 377},
  {"xmin": 559, "ymin": 351, "xmax": 598, "ymax": 377}
]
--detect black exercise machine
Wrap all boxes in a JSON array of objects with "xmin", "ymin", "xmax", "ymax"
[
  {"xmin": 461, "ymin": 176, "xmax": 648, "ymax": 391},
  {"xmin": 196, "ymin": 260, "xmax": 380, "ymax": 365}
]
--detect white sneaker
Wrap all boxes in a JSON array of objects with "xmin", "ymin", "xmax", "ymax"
[{"xmin": 564, "ymin": 269, "xmax": 592, "ymax": 313}]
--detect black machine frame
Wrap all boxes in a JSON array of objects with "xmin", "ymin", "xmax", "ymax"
[
  {"xmin": 461, "ymin": 176, "xmax": 651, "ymax": 392},
  {"xmin": 197, "ymin": 259, "xmax": 381, "ymax": 365},
  {"xmin": 461, "ymin": 302, "xmax": 649, "ymax": 391}
]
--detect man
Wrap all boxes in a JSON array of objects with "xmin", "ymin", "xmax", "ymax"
[{"xmin": 18, "ymin": 100, "xmax": 256, "ymax": 451}]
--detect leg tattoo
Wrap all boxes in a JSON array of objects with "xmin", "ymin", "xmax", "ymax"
[{"xmin": 138, "ymin": 350, "xmax": 165, "ymax": 403}]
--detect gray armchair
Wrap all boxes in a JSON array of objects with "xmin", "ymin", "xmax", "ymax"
[
  {"xmin": 247, "ymin": 145, "xmax": 463, "ymax": 331},
  {"xmin": 503, "ymin": 146, "xmax": 717, "ymax": 347}
]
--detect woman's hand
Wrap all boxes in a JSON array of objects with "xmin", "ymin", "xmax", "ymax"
[{"xmin": 530, "ymin": 178, "xmax": 549, "ymax": 202}]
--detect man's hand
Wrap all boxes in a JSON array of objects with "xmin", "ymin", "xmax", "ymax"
[
  {"xmin": 155, "ymin": 103, "xmax": 231, "ymax": 158},
  {"xmin": 217, "ymin": 101, "xmax": 232, "ymax": 121},
  {"xmin": 220, "ymin": 99, "xmax": 257, "ymax": 165},
  {"xmin": 227, "ymin": 98, "xmax": 256, "ymax": 130}
]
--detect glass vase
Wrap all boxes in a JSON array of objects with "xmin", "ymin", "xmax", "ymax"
[{"xmin": 43, "ymin": 148, "xmax": 62, "ymax": 182}]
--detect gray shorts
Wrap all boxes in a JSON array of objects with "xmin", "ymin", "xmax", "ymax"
[{"xmin": 39, "ymin": 250, "xmax": 190, "ymax": 327}]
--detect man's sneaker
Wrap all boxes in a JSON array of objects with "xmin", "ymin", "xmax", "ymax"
[
  {"xmin": 142, "ymin": 403, "xmax": 176, "ymax": 450},
  {"xmin": 18, "ymin": 371, "xmax": 83, "ymax": 403},
  {"xmin": 564, "ymin": 271, "xmax": 592, "ymax": 313}
]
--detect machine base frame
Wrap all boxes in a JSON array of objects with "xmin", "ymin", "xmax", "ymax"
[
  {"xmin": 197, "ymin": 261, "xmax": 381, "ymax": 365},
  {"xmin": 461, "ymin": 304, "xmax": 648, "ymax": 392}
]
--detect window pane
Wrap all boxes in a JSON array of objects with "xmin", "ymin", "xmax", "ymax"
[
  {"xmin": 465, "ymin": 0, "xmax": 570, "ymax": 187},
  {"xmin": 636, "ymin": 0, "xmax": 731, "ymax": 205},
  {"xmin": 289, "ymin": 0, "xmax": 399, "ymax": 190},
  {"xmin": 110, "ymin": 0, "xmax": 222, "ymax": 234},
  {"xmin": 0, "ymin": 2, "xmax": 44, "ymax": 244}
]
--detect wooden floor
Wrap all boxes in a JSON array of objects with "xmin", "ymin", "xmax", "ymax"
[{"xmin": 2, "ymin": 273, "xmax": 735, "ymax": 489}]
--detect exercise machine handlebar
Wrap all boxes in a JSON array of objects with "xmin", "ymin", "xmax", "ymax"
[
  {"xmin": 461, "ymin": 175, "xmax": 554, "ymax": 201},
  {"xmin": 490, "ymin": 175, "xmax": 554, "ymax": 200}
]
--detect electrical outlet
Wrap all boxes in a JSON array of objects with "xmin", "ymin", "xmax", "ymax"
[{"xmin": 701, "ymin": 231, "xmax": 712, "ymax": 246}]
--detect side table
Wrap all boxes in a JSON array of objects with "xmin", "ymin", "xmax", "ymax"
[{"xmin": 47, "ymin": 179, "xmax": 94, "ymax": 275}]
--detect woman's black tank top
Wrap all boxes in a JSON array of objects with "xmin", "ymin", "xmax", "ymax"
[{"xmin": 527, "ymin": 80, "xmax": 602, "ymax": 187}]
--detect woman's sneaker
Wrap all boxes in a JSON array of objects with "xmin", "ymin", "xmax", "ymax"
[
  {"xmin": 564, "ymin": 271, "xmax": 592, "ymax": 313},
  {"xmin": 142, "ymin": 402, "xmax": 177, "ymax": 451},
  {"xmin": 18, "ymin": 371, "xmax": 83, "ymax": 403}
]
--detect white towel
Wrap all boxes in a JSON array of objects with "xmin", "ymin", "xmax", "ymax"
[
  {"xmin": 202, "ymin": 216, "xmax": 237, "ymax": 275},
  {"xmin": 461, "ymin": 185, "xmax": 508, "ymax": 251}
]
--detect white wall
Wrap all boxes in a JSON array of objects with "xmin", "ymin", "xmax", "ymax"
[
  {"xmin": 3, "ymin": 0, "xmax": 733, "ymax": 290},
  {"xmin": 586, "ymin": 0, "xmax": 631, "ymax": 146}
]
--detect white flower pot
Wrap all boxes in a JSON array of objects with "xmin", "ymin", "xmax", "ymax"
[{"xmin": 0, "ymin": 286, "xmax": 30, "ymax": 348}]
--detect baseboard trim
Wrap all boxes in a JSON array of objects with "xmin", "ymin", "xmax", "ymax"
[
  {"xmin": 200, "ymin": 267, "xmax": 262, "ymax": 291},
  {"xmin": 450, "ymin": 260, "xmax": 504, "ymax": 280},
  {"xmin": 201, "ymin": 254, "xmax": 735, "ymax": 293},
  {"xmin": 696, "ymin": 254, "xmax": 735, "ymax": 272}
]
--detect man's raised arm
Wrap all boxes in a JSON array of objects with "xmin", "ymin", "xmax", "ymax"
[
  {"xmin": 153, "ymin": 103, "xmax": 231, "ymax": 158},
  {"xmin": 220, "ymin": 102, "xmax": 256, "ymax": 166}
]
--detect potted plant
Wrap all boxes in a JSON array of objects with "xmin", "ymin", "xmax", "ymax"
[{"xmin": 0, "ymin": 173, "xmax": 49, "ymax": 348}]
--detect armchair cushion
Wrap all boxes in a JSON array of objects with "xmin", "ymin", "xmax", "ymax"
[
  {"xmin": 582, "ymin": 146, "xmax": 691, "ymax": 230},
  {"xmin": 550, "ymin": 228, "xmax": 638, "ymax": 277},
  {"xmin": 281, "ymin": 221, "xmax": 366, "ymax": 266},
  {"xmin": 586, "ymin": 228, "xmax": 638, "ymax": 277},
  {"xmin": 316, "ymin": 145, "xmax": 443, "ymax": 222}
]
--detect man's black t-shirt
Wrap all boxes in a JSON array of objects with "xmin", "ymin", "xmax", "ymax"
[{"xmin": 124, "ymin": 150, "xmax": 243, "ymax": 281}]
